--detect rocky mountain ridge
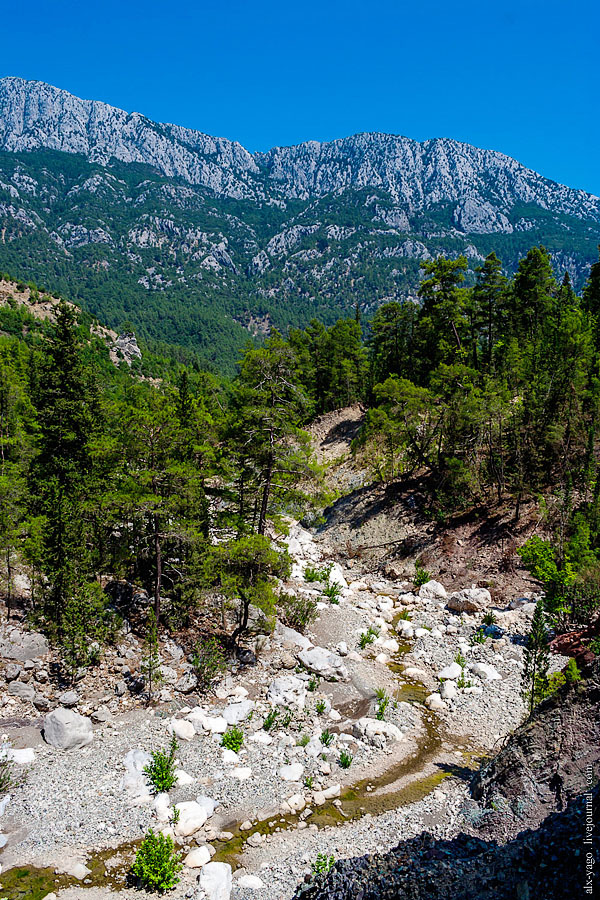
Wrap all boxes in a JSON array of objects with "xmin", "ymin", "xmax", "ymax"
[
  {"xmin": 1, "ymin": 76, "xmax": 600, "ymax": 369},
  {"xmin": 2, "ymin": 76, "xmax": 599, "ymax": 220}
]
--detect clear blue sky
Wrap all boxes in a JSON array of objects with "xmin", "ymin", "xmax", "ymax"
[{"xmin": 1, "ymin": 0, "xmax": 599, "ymax": 195}]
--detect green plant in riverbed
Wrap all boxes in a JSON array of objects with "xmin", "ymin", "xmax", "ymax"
[
  {"xmin": 311, "ymin": 853, "xmax": 335, "ymax": 875},
  {"xmin": 297, "ymin": 733, "xmax": 310, "ymax": 747},
  {"xmin": 221, "ymin": 726, "xmax": 244, "ymax": 752},
  {"xmin": 304, "ymin": 774, "xmax": 314, "ymax": 789},
  {"xmin": 482, "ymin": 611, "xmax": 497, "ymax": 627},
  {"xmin": 144, "ymin": 734, "xmax": 178, "ymax": 794},
  {"xmin": 338, "ymin": 749, "xmax": 353, "ymax": 769},
  {"xmin": 413, "ymin": 560, "xmax": 431, "ymax": 588},
  {"xmin": 323, "ymin": 581, "xmax": 342, "ymax": 604},
  {"xmin": 131, "ymin": 830, "xmax": 182, "ymax": 892},
  {"xmin": 359, "ymin": 625, "xmax": 379, "ymax": 649},
  {"xmin": 397, "ymin": 609, "xmax": 411, "ymax": 620},
  {"xmin": 315, "ymin": 699, "xmax": 327, "ymax": 714},
  {"xmin": 320, "ymin": 728, "xmax": 334, "ymax": 747},
  {"xmin": 469, "ymin": 627, "xmax": 487, "ymax": 645},
  {"xmin": 263, "ymin": 708, "xmax": 279, "ymax": 731},
  {"xmin": 375, "ymin": 687, "xmax": 393, "ymax": 720}
]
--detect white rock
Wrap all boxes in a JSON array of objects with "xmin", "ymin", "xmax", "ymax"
[
  {"xmin": 43, "ymin": 708, "xmax": 93, "ymax": 751},
  {"xmin": 322, "ymin": 783, "xmax": 341, "ymax": 799},
  {"xmin": 414, "ymin": 627, "xmax": 430, "ymax": 638},
  {"xmin": 174, "ymin": 800, "xmax": 208, "ymax": 837},
  {"xmin": 286, "ymin": 792, "xmax": 306, "ymax": 812},
  {"xmin": 440, "ymin": 680, "xmax": 457, "ymax": 700},
  {"xmin": 267, "ymin": 675, "xmax": 307, "ymax": 708},
  {"xmin": 278, "ymin": 762, "xmax": 304, "ymax": 782},
  {"xmin": 236, "ymin": 874, "xmax": 265, "ymax": 890},
  {"xmin": 470, "ymin": 662, "xmax": 502, "ymax": 681},
  {"xmin": 297, "ymin": 646, "xmax": 349, "ymax": 681},
  {"xmin": 418, "ymin": 580, "xmax": 447, "ymax": 600},
  {"xmin": 250, "ymin": 731, "xmax": 273, "ymax": 745},
  {"xmin": 169, "ymin": 718, "xmax": 195, "ymax": 742},
  {"xmin": 222, "ymin": 700, "xmax": 254, "ymax": 725},
  {"xmin": 274, "ymin": 621, "xmax": 313, "ymax": 650},
  {"xmin": 354, "ymin": 717, "xmax": 403, "ymax": 743},
  {"xmin": 381, "ymin": 638, "xmax": 400, "ymax": 653},
  {"xmin": 437, "ymin": 662, "xmax": 463, "ymax": 680},
  {"xmin": 402, "ymin": 666, "xmax": 428, "ymax": 680},
  {"xmin": 4, "ymin": 747, "xmax": 35, "ymax": 764},
  {"xmin": 328, "ymin": 709, "xmax": 342, "ymax": 722},
  {"xmin": 336, "ymin": 641, "xmax": 348, "ymax": 656},
  {"xmin": 222, "ymin": 749, "xmax": 239, "ymax": 765},
  {"xmin": 196, "ymin": 795, "xmax": 217, "ymax": 818},
  {"xmin": 175, "ymin": 768, "xmax": 194, "ymax": 786},
  {"xmin": 328, "ymin": 562, "xmax": 347, "ymax": 589},
  {"xmin": 232, "ymin": 767, "xmax": 252, "ymax": 780},
  {"xmin": 203, "ymin": 716, "xmax": 228, "ymax": 734},
  {"xmin": 184, "ymin": 845, "xmax": 211, "ymax": 868},
  {"xmin": 153, "ymin": 792, "xmax": 171, "ymax": 822},
  {"xmin": 425, "ymin": 693, "xmax": 446, "ymax": 710},
  {"xmin": 447, "ymin": 588, "xmax": 491, "ymax": 613},
  {"xmin": 199, "ymin": 861, "xmax": 232, "ymax": 900}
]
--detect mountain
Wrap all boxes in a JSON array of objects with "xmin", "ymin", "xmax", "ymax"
[{"xmin": 0, "ymin": 76, "xmax": 599, "ymax": 370}]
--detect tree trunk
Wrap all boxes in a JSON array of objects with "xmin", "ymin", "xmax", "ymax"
[{"xmin": 154, "ymin": 514, "xmax": 162, "ymax": 625}]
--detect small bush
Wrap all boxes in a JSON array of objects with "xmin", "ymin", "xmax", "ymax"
[
  {"xmin": 469, "ymin": 628, "xmax": 487, "ymax": 646},
  {"xmin": 315, "ymin": 699, "xmax": 327, "ymax": 715},
  {"xmin": 132, "ymin": 830, "xmax": 182, "ymax": 892},
  {"xmin": 413, "ymin": 561, "xmax": 431, "ymax": 588},
  {"xmin": 589, "ymin": 636, "xmax": 600, "ymax": 656},
  {"xmin": 320, "ymin": 729, "xmax": 334, "ymax": 747},
  {"xmin": 454, "ymin": 651, "xmax": 467, "ymax": 668},
  {"xmin": 482, "ymin": 611, "xmax": 497, "ymax": 627},
  {"xmin": 359, "ymin": 625, "xmax": 379, "ymax": 649},
  {"xmin": 307, "ymin": 676, "xmax": 319, "ymax": 692},
  {"xmin": 222, "ymin": 726, "xmax": 244, "ymax": 752},
  {"xmin": 338, "ymin": 749, "xmax": 353, "ymax": 769},
  {"xmin": 564, "ymin": 658, "xmax": 581, "ymax": 683},
  {"xmin": 397, "ymin": 610, "xmax": 411, "ymax": 621},
  {"xmin": 323, "ymin": 582, "xmax": 342, "ymax": 604},
  {"xmin": 311, "ymin": 853, "xmax": 335, "ymax": 875},
  {"xmin": 304, "ymin": 774, "xmax": 314, "ymax": 789},
  {"xmin": 297, "ymin": 733, "xmax": 310, "ymax": 747},
  {"xmin": 191, "ymin": 636, "xmax": 227, "ymax": 692},
  {"xmin": 144, "ymin": 734, "xmax": 178, "ymax": 794},
  {"xmin": 305, "ymin": 565, "xmax": 332, "ymax": 583},
  {"xmin": 263, "ymin": 708, "xmax": 279, "ymax": 731},
  {"xmin": 278, "ymin": 592, "xmax": 318, "ymax": 633},
  {"xmin": 375, "ymin": 688, "xmax": 391, "ymax": 721}
]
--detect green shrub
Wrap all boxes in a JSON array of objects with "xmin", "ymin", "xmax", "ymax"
[
  {"xmin": 469, "ymin": 628, "xmax": 487, "ymax": 646},
  {"xmin": 311, "ymin": 853, "xmax": 335, "ymax": 875},
  {"xmin": 305, "ymin": 565, "xmax": 332, "ymax": 583},
  {"xmin": 263, "ymin": 708, "xmax": 279, "ymax": 731},
  {"xmin": 304, "ymin": 774, "xmax": 314, "ymax": 789},
  {"xmin": 0, "ymin": 748, "xmax": 16, "ymax": 796},
  {"xmin": 222, "ymin": 726, "xmax": 244, "ymax": 752},
  {"xmin": 278, "ymin": 592, "xmax": 318, "ymax": 633},
  {"xmin": 482, "ymin": 611, "xmax": 497, "ymax": 627},
  {"xmin": 144, "ymin": 734, "xmax": 178, "ymax": 794},
  {"xmin": 323, "ymin": 582, "xmax": 342, "ymax": 604},
  {"xmin": 375, "ymin": 688, "xmax": 392, "ymax": 720},
  {"xmin": 397, "ymin": 610, "xmax": 411, "ymax": 621},
  {"xmin": 564, "ymin": 658, "xmax": 581, "ymax": 683},
  {"xmin": 308, "ymin": 676, "xmax": 319, "ymax": 692},
  {"xmin": 454, "ymin": 651, "xmax": 466, "ymax": 668},
  {"xmin": 359, "ymin": 625, "xmax": 379, "ymax": 649},
  {"xmin": 131, "ymin": 830, "xmax": 182, "ymax": 892},
  {"xmin": 338, "ymin": 749, "xmax": 353, "ymax": 769},
  {"xmin": 191, "ymin": 636, "xmax": 227, "ymax": 692},
  {"xmin": 297, "ymin": 733, "xmax": 310, "ymax": 747},
  {"xmin": 590, "ymin": 637, "xmax": 600, "ymax": 656},
  {"xmin": 413, "ymin": 561, "xmax": 431, "ymax": 588},
  {"xmin": 315, "ymin": 699, "xmax": 327, "ymax": 715},
  {"xmin": 320, "ymin": 729, "xmax": 334, "ymax": 747}
]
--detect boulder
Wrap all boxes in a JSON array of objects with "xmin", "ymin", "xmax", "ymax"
[
  {"xmin": 470, "ymin": 662, "xmax": 502, "ymax": 681},
  {"xmin": 267, "ymin": 675, "xmax": 307, "ymax": 708},
  {"xmin": 184, "ymin": 845, "xmax": 211, "ymax": 868},
  {"xmin": 278, "ymin": 762, "xmax": 304, "ymax": 782},
  {"xmin": 447, "ymin": 587, "xmax": 491, "ymax": 614},
  {"xmin": 3, "ymin": 663, "xmax": 22, "ymax": 681},
  {"xmin": 440, "ymin": 680, "xmax": 458, "ymax": 700},
  {"xmin": 297, "ymin": 646, "xmax": 349, "ymax": 681},
  {"xmin": 437, "ymin": 662, "xmax": 463, "ymax": 681},
  {"xmin": 222, "ymin": 700, "xmax": 254, "ymax": 725},
  {"xmin": 232, "ymin": 766, "xmax": 252, "ymax": 780},
  {"xmin": 354, "ymin": 717, "xmax": 403, "ymax": 743},
  {"xmin": 199, "ymin": 861, "xmax": 232, "ymax": 900},
  {"xmin": 57, "ymin": 690, "xmax": 78, "ymax": 708},
  {"xmin": 43, "ymin": 708, "xmax": 93, "ymax": 750},
  {"xmin": 174, "ymin": 800, "xmax": 208, "ymax": 837},
  {"xmin": 8, "ymin": 681, "xmax": 35, "ymax": 702},
  {"xmin": 174, "ymin": 672, "xmax": 198, "ymax": 694},
  {"xmin": 236, "ymin": 874, "xmax": 265, "ymax": 890},
  {"xmin": 418, "ymin": 580, "xmax": 447, "ymax": 601},
  {"xmin": 169, "ymin": 718, "xmax": 195, "ymax": 742},
  {"xmin": 274, "ymin": 621, "xmax": 312, "ymax": 651},
  {"xmin": 153, "ymin": 792, "xmax": 171, "ymax": 822},
  {"xmin": 425, "ymin": 693, "xmax": 446, "ymax": 710},
  {"xmin": 196, "ymin": 795, "xmax": 217, "ymax": 818},
  {"xmin": 0, "ymin": 631, "xmax": 49, "ymax": 661}
]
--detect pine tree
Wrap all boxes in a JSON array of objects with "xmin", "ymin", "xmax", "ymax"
[{"xmin": 521, "ymin": 602, "xmax": 550, "ymax": 719}]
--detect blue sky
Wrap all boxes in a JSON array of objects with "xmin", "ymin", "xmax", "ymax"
[{"xmin": 1, "ymin": 0, "xmax": 599, "ymax": 195}]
